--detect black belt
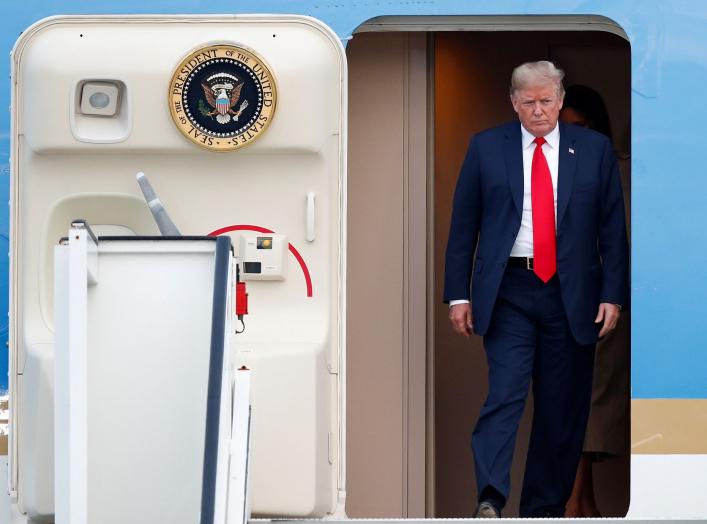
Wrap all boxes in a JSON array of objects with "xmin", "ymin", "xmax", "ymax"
[{"xmin": 508, "ymin": 257, "xmax": 534, "ymax": 270}]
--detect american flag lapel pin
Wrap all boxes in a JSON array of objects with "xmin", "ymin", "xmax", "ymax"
[{"xmin": 569, "ymin": 147, "xmax": 575, "ymax": 155}]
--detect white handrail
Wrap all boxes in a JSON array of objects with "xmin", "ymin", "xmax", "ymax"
[{"xmin": 54, "ymin": 222, "xmax": 98, "ymax": 524}]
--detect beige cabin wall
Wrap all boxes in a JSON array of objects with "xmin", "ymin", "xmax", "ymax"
[{"xmin": 346, "ymin": 31, "xmax": 428, "ymax": 518}]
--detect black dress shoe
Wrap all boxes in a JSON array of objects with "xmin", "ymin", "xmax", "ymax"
[{"xmin": 474, "ymin": 500, "xmax": 501, "ymax": 518}]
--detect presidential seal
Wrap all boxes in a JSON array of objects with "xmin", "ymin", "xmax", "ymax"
[{"xmin": 169, "ymin": 44, "xmax": 277, "ymax": 151}]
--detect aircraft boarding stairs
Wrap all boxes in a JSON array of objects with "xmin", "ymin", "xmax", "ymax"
[{"xmin": 47, "ymin": 218, "xmax": 254, "ymax": 524}]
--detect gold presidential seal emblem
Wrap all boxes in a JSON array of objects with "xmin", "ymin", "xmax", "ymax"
[{"xmin": 169, "ymin": 44, "xmax": 277, "ymax": 151}]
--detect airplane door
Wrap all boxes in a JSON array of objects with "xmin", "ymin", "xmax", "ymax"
[{"xmin": 10, "ymin": 14, "xmax": 346, "ymax": 521}]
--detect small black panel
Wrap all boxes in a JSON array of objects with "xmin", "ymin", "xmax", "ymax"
[{"xmin": 244, "ymin": 261, "xmax": 262, "ymax": 273}]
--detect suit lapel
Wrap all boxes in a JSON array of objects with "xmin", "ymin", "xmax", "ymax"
[
  {"xmin": 503, "ymin": 124, "xmax": 523, "ymax": 218},
  {"xmin": 557, "ymin": 122, "xmax": 577, "ymax": 227}
]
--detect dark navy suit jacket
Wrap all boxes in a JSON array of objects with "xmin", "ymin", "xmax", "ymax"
[{"xmin": 443, "ymin": 122, "xmax": 629, "ymax": 345}]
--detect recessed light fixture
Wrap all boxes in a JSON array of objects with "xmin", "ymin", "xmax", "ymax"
[{"xmin": 79, "ymin": 81, "xmax": 120, "ymax": 116}]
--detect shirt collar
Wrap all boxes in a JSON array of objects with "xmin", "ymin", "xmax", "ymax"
[{"xmin": 521, "ymin": 122, "xmax": 560, "ymax": 150}]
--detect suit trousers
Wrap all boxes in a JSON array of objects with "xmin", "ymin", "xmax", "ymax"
[{"xmin": 472, "ymin": 266, "xmax": 595, "ymax": 517}]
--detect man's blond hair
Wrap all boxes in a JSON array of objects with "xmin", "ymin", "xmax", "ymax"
[{"xmin": 510, "ymin": 61, "xmax": 565, "ymax": 99}]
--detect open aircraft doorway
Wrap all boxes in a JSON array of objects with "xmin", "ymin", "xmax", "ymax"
[{"xmin": 346, "ymin": 18, "xmax": 631, "ymax": 518}]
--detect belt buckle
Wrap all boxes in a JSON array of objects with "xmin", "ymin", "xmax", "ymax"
[{"xmin": 526, "ymin": 257, "xmax": 533, "ymax": 271}]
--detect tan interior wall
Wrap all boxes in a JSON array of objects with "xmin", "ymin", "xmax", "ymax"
[
  {"xmin": 346, "ymin": 32, "xmax": 428, "ymax": 518},
  {"xmin": 433, "ymin": 31, "xmax": 631, "ymax": 518}
]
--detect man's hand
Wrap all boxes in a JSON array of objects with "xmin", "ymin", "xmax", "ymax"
[
  {"xmin": 449, "ymin": 303, "xmax": 474, "ymax": 337},
  {"xmin": 595, "ymin": 303, "xmax": 620, "ymax": 338}
]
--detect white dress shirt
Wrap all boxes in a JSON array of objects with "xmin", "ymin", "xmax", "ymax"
[
  {"xmin": 510, "ymin": 122, "xmax": 560, "ymax": 256},
  {"xmin": 450, "ymin": 123, "xmax": 560, "ymax": 307}
]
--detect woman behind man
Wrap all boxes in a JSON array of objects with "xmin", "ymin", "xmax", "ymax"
[{"xmin": 559, "ymin": 84, "xmax": 631, "ymax": 518}]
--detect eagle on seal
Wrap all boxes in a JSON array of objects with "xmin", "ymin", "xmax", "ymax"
[{"xmin": 201, "ymin": 73, "xmax": 249, "ymax": 124}]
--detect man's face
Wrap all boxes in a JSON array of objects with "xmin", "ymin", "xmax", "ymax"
[{"xmin": 511, "ymin": 82, "xmax": 563, "ymax": 137}]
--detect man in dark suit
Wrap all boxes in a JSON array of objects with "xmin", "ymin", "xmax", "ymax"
[{"xmin": 443, "ymin": 61, "xmax": 628, "ymax": 518}]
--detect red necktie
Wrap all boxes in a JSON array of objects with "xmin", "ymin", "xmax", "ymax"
[{"xmin": 531, "ymin": 137, "xmax": 556, "ymax": 282}]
